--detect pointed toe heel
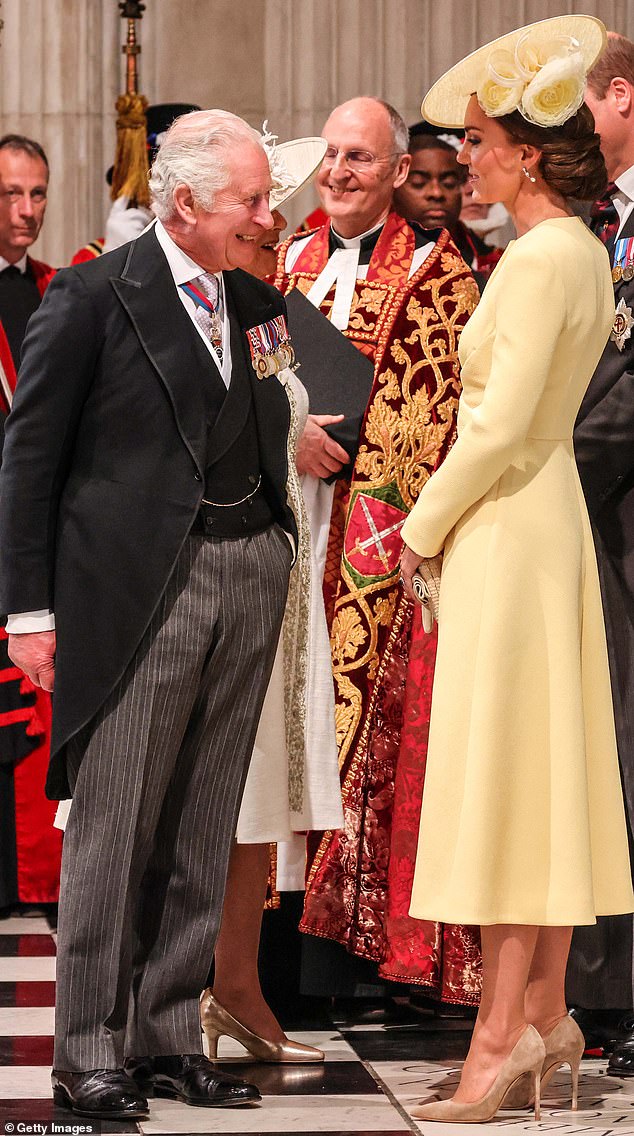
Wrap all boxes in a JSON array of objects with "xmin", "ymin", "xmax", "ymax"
[
  {"xmin": 200, "ymin": 990, "xmax": 324, "ymax": 1064},
  {"xmin": 410, "ymin": 1025, "xmax": 546, "ymax": 1124}
]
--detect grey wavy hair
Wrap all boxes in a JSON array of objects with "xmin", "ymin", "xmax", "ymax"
[{"xmin": 149, "ymin": 109, "xmax": 263, "ymax": 221}]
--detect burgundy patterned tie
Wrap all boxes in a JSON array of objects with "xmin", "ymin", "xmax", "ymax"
[{"xmin": 590, "ymin": 182, "xmax": 619, "ymax": 248}]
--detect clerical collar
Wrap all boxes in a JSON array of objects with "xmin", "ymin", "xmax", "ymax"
[
  {"xmin": 329, "ymin": 218, "xmax": 388, "ymax": 265},
  {"xmin": 0, "ymin": 254, "xmax": 27, "ymax": 274}
]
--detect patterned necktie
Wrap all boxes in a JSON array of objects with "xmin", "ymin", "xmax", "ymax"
[
  {"xmin": 590, "ymin": 182, "xmax": 619, "ymax": 247},
  {"xmin": 183, "ymin": 272, "xmax": 223, "ymax": 364}
]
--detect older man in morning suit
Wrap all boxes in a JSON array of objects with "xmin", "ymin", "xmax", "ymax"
[{"xmin": 0, "ymin": 110, "xmax": 296, "ymax": 1118}]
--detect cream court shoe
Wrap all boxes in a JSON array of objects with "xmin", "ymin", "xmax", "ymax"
[
  {"xmin": 502, "ymin": 1013, "xmax": 585, "ymax": 1110},
  {"xmin": 410, "ymin": 1024, "xmax": 546, "ymax": 1123},
  {"xmin": 200, "ymin": 990, "xmax": 325, "ymax": 1064}
]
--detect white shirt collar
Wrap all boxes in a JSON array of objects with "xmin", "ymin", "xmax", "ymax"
[
  {"xmin": 330, "ymin": 216, "xmax": 387, "ymax": 250},
  {"xmin": 614, "ymin": 164, "xmax": 634, "ymax": 204},
  {"xmin": 0, "ymin": 253, "xmax": 28, "ymax": 274},
  {"xmin": 154, "ymin": 219, "xmax": 221, "ymax": 290}
]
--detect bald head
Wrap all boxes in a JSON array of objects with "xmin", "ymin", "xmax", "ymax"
[{"xmin": 316, "ymin": 97, "xmax": 410, "ymax": 238}]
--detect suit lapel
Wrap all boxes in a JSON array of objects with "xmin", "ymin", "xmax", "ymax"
[
  {"xmin": 110, "ymin": 227, "xmax": 211, "ymax": 475},
  {"xmin": 205, "ymin": 279, "xmax": 254, "ymax": 466},
  {"xmin": 223, "ymin": 269, "xmax": 290, "ymax": 448}
]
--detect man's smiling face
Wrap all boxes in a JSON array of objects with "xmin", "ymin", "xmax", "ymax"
[
  {"xmin": 316, "ymin": 98, "xmax": 409, "ymax": 239},
  {"xmin": 183, "ymin": 142, "xmax": 275, "ymax": 273}
]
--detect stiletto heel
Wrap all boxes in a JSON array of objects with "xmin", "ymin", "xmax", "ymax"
[
  {"xmin": 534, "ymin": 1069, "xmax": 541, "ymax": 1121},
  {"xmin": 503, "ymin": 1013, "xmax": 585, "ymax": 1110},
  {"xmin": 571, "ymin": 1059, "xmax": 580, "ymax": 1111},
  {"xmin": 200, "ymin": 990, "xmax": 325, "ymax": 1063},
  {"xmin": 410, "ymin": 1024, "xmax": 546, "ymax": 1123},
  {"xmin": 203, "ymin": 1027, "xmax": 220, "ymax": 1059}
]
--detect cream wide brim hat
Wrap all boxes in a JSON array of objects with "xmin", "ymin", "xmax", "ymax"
[
  {"xmin": 422, "ymin": 14, "xmax": 607, "ymax": 128},
  {"xmin": 269, "ymin": 137, "xmax": 328, "ymax": 210}
]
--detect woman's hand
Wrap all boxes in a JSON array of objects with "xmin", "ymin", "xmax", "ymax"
[{"xmin": 399, "ymin": 544, "xmax": 422, "ymax": 603}]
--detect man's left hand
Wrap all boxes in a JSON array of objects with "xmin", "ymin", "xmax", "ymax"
[
  {"xmin": 8, "ymin": 631, "xmax": 56, "ymax": 691},
  {"xmin": 399, "ymin": 543, "xmax": 422, "ymax": 604}
]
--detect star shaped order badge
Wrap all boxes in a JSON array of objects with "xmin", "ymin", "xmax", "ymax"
[{"xmin": 611, "ymin": 296, "xmax": 634, "ymax": 352}]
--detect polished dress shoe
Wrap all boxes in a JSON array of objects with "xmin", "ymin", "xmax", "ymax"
[
  {"xmin": 608, "ymin": 1027, "xmax": 634, "ymax": 1077},
  {"xmin": 569, "ymin": 1006, "xmax": 629, "ymax": 1055},
  {"xmin": 51, "ymin": 1068, "xmax": 149, "ymax": 1119},
  {"xmin": 126, "ymin": 1053, "xmax": 260, "ymax": 1107}
]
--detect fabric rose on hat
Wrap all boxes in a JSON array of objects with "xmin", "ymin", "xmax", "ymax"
[
  {"xmin": 477, "ymin": 48, "xmax": 524, "ymax": 117},
  {"xmin": 520, "ymin": 50, "xmax": 586, "ymax": 126}
]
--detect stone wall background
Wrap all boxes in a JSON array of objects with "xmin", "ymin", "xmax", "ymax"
[{"xmin": 2, "ymin": 0, "xmax": 634, "ymax": 265}]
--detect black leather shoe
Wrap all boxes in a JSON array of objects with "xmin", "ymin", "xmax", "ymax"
[
  {"xmin": 51, "ymin": 1068, "xmax": 149, "ymax": 1118},
  {"xmin": 126, "ymin": 1053, "xmax": 260, "ymax": 1107},
  {"xmin": 569, "ymin": 1006, "xmax": 629, "ymax": 1055},
  {"xmin": 608, "ymin": 1031, "xmax": 634, "ymax": 1077}
]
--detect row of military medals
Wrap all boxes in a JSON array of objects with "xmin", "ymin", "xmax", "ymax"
[
  {"xmin": 611, "ymin": 236, "xmax": 634, "ymax": 351},
  {"xmin": 612, "ymin": 235, "xmax": 634, "ymax": 282},
  {"xmin": 246, "ymin": 314, "xmax": 295, "ymax": 378}
]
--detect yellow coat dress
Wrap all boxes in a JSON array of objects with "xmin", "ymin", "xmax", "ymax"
[{"xmin": 401, "ymin": 217, "xmax": 634, "ymax": 927}]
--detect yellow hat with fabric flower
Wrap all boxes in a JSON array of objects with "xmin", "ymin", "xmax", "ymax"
[{"xmin": 422, "ymin": 15, "xmax": 607, "ymax": 130}]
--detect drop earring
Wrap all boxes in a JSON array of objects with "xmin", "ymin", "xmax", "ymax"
[{"xmin": 523, "ymin": 166, "xmax": 537, "ymax": 183}]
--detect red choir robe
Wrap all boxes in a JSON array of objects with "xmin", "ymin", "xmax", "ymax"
[{"xmin": 0, "ymin": 256, "xmax": 62, "ymax": 906}]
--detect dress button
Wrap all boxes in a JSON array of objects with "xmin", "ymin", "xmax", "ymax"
[
  {"xmin": 206, "ymin": 516, "xmax": 214, "ymax": 528},
  {"xmin": 194, "ymin": 471, "xmax": 202, "ymax": 481},
  {"xmin": 248, "ymin": 474, "xmax": 257, "ymax": 485},
  {"xmin": 241, "ymin": 515, "xmax": 248, "ymax": 526}
]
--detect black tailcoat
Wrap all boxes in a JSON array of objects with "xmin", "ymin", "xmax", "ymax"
[
  {"xmin": 0, "ymin": 226, "xmax": 296, "ymax": 799},
  {"xmin": 575, "ymin": 214, "xmax": 634, "ymax": 823},
  {"xmin": 568, "ymin": 213, "xmax": 634, "ymax": 1008}
]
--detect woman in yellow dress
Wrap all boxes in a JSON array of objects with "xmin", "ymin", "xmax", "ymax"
[{"xmin": 399, "ymin": 15, "xmax": 634, "ymax": 1124}]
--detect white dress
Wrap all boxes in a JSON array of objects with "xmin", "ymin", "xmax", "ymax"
[{"xmin": 235, "ymin": 372, "xmax": 342, "ymax": 879}]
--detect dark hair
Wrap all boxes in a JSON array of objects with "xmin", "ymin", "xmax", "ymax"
[
  {"xmin": 0, "ymin": 134, "xmax": 49, "ymax": 171},
  {"xmin": 496, "ymin": 103, "xmax": 606, "ymax": 201},
  {"xmin": 587, "ymin": 31, "xmax": 634, "ymax": 98},
  {"xmin": 407, "ymin": 133, "xmax": 468, "ymax": 181}
]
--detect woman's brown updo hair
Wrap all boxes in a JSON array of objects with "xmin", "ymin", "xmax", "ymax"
[{"xmin": 496, "ymin": 102, "xmax": 607, "ymax": 201}]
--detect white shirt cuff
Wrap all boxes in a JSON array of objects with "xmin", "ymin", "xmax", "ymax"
[{"xmin": 6, "ymin": 610, "xmax": 56, "ymax": 633}]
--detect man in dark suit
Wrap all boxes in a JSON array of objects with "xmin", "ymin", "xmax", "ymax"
[
  {"xmin": 0, "ymin": 109, "xmax": 296, "ymax": 1118},
  {"xmin": 566, "ymin": 32, "xmax": 634, "ymax": 1071}
]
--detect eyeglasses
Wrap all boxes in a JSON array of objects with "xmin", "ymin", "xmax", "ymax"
[{"xmin": 322, "ymin": 147, "xmax": 400, "ymax": 170}]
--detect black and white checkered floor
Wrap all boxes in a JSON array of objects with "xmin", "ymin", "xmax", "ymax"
[{"xmin": 2, "ymin": 912, "xmax": 634, "ymax": 1134}]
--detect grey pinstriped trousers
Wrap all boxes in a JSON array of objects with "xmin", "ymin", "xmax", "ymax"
[{"xmin": 53, "ymin": 526, "xmax": 291, "ymax": 1070}]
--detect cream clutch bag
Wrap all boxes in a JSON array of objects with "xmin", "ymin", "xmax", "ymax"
[{"xmin": 412, "ymin": 555, "xmax": 443, "ymax": 633}]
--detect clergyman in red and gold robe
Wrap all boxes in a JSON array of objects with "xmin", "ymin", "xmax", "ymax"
[{"xmin": 275, "ymin": 204, "xmax": 482, "ymax": 1003}]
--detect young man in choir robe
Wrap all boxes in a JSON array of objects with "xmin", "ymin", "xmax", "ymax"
[
  {"xmin": 274, "ymin": 96, "xmax": 482, "ymax": 1003},
  {"xmin": 393, "ymin": 131, "xmax": 502, "ymax": 289}
]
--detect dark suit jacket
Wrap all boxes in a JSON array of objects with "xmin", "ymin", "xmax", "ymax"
[
  {"xmin": 575, "ymin": 211, "xmax": 634, "ymax": 830},
  {"xmin": 0, "ymin": 226, "xmax": 296, "ymax": 798}
]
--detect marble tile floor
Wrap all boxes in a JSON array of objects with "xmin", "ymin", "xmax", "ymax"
[{"xmin": 1, "ymin": 912, "xmax": 634, "ymax": 1134}]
